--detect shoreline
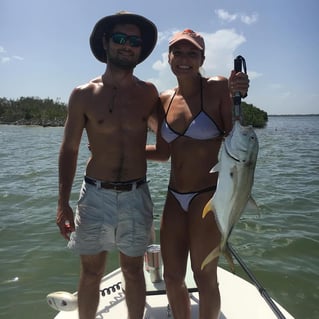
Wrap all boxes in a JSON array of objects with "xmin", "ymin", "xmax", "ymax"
[
  {"xmin": 0, "ymin": 119, "xmax": 65, "ymax": 127},
  {"xmin": 1, "ymin": 114, "xmax": 318, "ymax": 128}
]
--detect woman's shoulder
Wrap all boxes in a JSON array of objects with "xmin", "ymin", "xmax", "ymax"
[
  {"xmin": 160, "ymin": 87, "xmax": 176, "ymax": 95},
  {"xmin": 206, "ymin": 75, "xmax": 228, "ymax": 83},
  {"xmin": 205, "ymin": 76, "xmax": 229, "ymax": 91},
  {"xmin": 159, "ymin": 88, "xmax": 176, "ymax": 102}
]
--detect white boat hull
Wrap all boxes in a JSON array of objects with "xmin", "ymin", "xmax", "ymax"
[{"xmin": 50, "ymin": 260, "xmax": 294, "ymax": 319}]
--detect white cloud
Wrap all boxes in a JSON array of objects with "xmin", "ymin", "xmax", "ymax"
[
  {"xmin": 215, "ymin": 9, "xmax": 237, "ymax": 22},
  {"xmin": 201, "ymin": 29, "xmax": 246, "ymax": 76},
  {"xmin": 0, "ymin": 46, "xmax": 24, "ymax": 63},
  {"xmin": 241, "ymin": 13, "xmax": 259, "ymax": 25},
  {"xmin": 1, "ymin": 57, "xmax": 10, "ymax": 63},
  {"xmin": 215, "ymin": 9, "xmax": 258, "ymax": 25},
  {"xmin": 247, "ymin": 71, "xmax": 263, "ymax": 80},
  {"xmin": 150, "ymin": 52, "xmax": 176, "ymax": 92},
  {"xmin": 157, "ymin": 30, "xmax": 175, "ymax": 45},
  {"xmin": 152, "ymin": 52, "xmax": 168, "ymax": 72},
  {"xmin": 1, "ymin": 56, "xmax": 24, "ymax": 64},
  {"xmin": 13, "ymin": 56, "xmax": 24, "ymax": 61}
]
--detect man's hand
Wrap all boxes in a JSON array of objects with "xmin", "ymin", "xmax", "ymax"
[{"xmin": 56, "ymin": 204, "xmax": 75, "ymax": 241}]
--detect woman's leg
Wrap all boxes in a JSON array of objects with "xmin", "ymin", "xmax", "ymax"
[
  {"xmin": 189, "ymin": 191, "xmax": 221, "ymax": 319},
  {"xmin": 160, "ymin": 192, "xmax": 191, "ymax": 319}
]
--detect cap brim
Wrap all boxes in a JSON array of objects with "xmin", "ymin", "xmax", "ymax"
[{"xmin": 169, "ymin": 36, "xmax": 203, "ymax": 51}]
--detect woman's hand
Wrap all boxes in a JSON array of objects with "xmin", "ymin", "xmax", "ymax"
[{"xmin": 228, "ymin": 70, "xmax": 249, "ymax": 98}]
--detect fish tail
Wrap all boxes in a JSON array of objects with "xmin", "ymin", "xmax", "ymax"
[
  {"xmin": 202, "ymin": 200, "xmax": 213, "ymax": 219},
  {"xmin": 201, "ymin": 246, "xmax": 220, "ymax": 270}
]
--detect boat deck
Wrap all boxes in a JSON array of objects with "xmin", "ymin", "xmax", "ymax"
[{"xmin": 54, "ymin": 263, "xmax": 294, "ymax": 319}]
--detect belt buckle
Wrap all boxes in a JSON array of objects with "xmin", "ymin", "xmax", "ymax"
[
  {"xmin": 113, "ymin": 185, "xmax": 121, "ymax": 191},
  {"xmin": 113, "ymin": 184, "xmax": 131, "ymax": 191},
  {"xmin": 110, "ymin": 180, "xmax": 143, "ymax": 191}
]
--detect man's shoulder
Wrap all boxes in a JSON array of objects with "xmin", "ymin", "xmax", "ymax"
[
  {"xmin": 67, "ymin": 79, "xmax": 99, "ymax": 110},
  {"xmin": 133, "ymin": 77, "xmax": 159, "ymax": 104},
  {"xmin": 134, "ymin": 77, "xmax": 157, "ymax": 91},
  {"xmin": 69, "ymin": 78, "xmax": 101, "ymax": 102},
  {"xmin": 75, "ymin": 77, "xmax": 101, "ymax": 92}
]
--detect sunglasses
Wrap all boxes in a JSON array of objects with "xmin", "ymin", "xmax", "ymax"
[{"xmin": 110, "ymin": 33, "xmax": 143, "ymax": 48}]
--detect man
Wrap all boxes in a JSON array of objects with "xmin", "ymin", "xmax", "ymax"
[{"xmin": 56, "ymin": 11, "xmax": 163, "ymax": 319}]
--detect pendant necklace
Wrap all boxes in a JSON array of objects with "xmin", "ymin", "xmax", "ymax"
[
  {"xmin": 108, "ymin": 86, "xmax": 117, "ymax": 113},
  {"xmin": 102, "ymin": 75, "xmax": 118, "ymax": 113}
]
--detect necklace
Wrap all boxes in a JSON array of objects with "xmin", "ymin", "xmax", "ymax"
[
  {"xmin": 102, "ymin": 75, "xmax": 118, "ymax": 113},
  {"xmin": 108, "ymin": 86, "xmax": 117, "ymax": 113}
]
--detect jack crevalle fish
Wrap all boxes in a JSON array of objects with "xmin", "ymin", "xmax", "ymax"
[{"xmin": 201, "ymin": 120, "xmax": 259, "ymax": 271}]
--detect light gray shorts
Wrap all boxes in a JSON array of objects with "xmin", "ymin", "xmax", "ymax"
[{"xmin": 68, "ymin": 179, "xmax": 154, "ymax": 257}]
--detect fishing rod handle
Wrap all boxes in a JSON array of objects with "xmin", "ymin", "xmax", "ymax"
[
  {"xmin": 234, "ymin": 55, "xmax": 247, "ymax": 100},
  {"xmin": 234, "ymin": 55, "xmax": 243, "ymax": 73},
  {"xmin": 233, "ymin": 55, "xmax": 245, "ymax": 120}
]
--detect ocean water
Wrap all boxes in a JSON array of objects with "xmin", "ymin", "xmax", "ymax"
[{"xmin": 0, "ymin": 115, "xmax": 318, "ymax": 319}]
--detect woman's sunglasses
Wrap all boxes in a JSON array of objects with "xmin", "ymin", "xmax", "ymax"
[{"xmin": 110, "ymin": 33, "xmax": 143, "ymax": 48}]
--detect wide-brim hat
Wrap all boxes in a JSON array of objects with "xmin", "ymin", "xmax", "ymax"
[{"xmin": 90, "ymin": 11, "xmax": 157, "ymax": 64}]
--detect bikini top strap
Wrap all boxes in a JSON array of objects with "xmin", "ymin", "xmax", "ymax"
[
  {"xmin": 200, "ymin": 76, "xmax": 204, "ymax": 110},
  {"xmin": 165, "ymin": 89, "xmax": 177, "ymax": 117}
]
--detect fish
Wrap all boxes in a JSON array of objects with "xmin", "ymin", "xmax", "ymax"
[{"xmin": 201, "ymin": 120, "xmax": 259, "ymax": 271}]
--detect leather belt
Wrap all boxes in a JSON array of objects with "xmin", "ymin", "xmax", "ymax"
[{"xmin": 84, "ymin": 176, "xmax": 146, "ymax": 191}]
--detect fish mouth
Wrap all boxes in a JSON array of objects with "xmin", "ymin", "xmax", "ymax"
[{"xmin": 225, "ymin": 142, "xmax": 241, "ymax": 162}]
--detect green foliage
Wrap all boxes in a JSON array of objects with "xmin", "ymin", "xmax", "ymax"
[
  {"xmin": 0, "ymin": 97, "xmax": 67, "ymax": 126},
  {"xmin": 0, "ymin": 96, "xmax": 268, "ymax": 128},
  {"xmin": 241, "ymin": 102, "xmax": 268, "ymax": 128}
]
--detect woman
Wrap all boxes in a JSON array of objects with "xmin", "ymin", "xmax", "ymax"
[{"xmin": 147, "ymin": 29, "xmax": 249, "ymax": 319}]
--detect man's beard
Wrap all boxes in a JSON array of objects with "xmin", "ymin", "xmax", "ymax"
[{"xmin": 107, "ymin": 52, "xmax": 138, "ymax": 70}]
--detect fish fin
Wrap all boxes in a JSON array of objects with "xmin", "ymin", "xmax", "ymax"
[
  {"xmin": 210, "ymin": 162, "xmax": 220, "ymax": 173},
  {"xmin": 202, "ymin": 200, "xmax": 214, "ymax": 218},
  {"xmin": 245, "ymin": 197, "xmax": 259, "ymax": 211},
  {"xmin": 223, "ymin": 246, "xmax": 235, "ymax": 273},
  {"xmin": 201, "ymin": 246, "xmax": 220, "ymax": 270}
]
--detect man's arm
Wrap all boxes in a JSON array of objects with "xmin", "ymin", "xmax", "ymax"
[
  {"xmin": 56, "ymin": 87, "xmax": 86, "ymax": 240},
  {"xmin": 146, "ymin": 96, "xmax": 170, "ymax": 161}
]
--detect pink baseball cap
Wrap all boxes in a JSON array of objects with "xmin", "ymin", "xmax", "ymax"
[{"xmin": 169, "ymin": 29, "xmax": 205, "ymax": 53}]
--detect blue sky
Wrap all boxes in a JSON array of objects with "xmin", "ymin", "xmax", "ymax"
[{"xmin": 1, "ymin": 0, "xmax": 318, "ymax": 115}]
